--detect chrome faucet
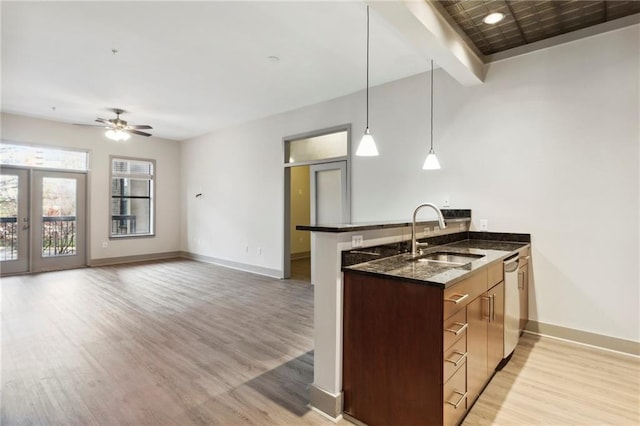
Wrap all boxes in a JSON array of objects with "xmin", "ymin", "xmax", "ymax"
[{"xmin": 411, "ymin": 203, "xmax": 446, "ymax": 257}]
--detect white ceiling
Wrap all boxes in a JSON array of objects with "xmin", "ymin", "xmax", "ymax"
[{"xmin": 1, "ymin": 1, "xmax": 431, "ymax": 141}]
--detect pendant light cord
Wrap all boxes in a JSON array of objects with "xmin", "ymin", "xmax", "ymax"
[
  {"xmin": 430, "ymin": 60, "xmax": 434, "ymax": 151},
  {"xmin": 365, "ymin": 6, "xmax": 370, "ymax": 129}
]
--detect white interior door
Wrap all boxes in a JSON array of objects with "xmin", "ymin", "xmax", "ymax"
[
  {"xmin": 31, "ymin": 170, "xmax": 86, "ymax": 272},
  {"xmin": 0, "ymin": 167, "xmax": 30, "ymax": 275},
  {"xmin": 310, "ymin": 161, "xmax": 349, "ymax": 225}
]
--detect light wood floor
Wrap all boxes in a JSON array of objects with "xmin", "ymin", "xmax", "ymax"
[
  {"xmin": 464, "ymin": 332, "xmax": 640, "ymax": 425},
  {"xmin": 2, "ymin": 259, "xmax": 638, "ymax": 425}
]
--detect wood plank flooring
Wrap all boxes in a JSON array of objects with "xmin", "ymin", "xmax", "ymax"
[
  {"xmin": 2, "ymin": 259, "xmax": 638, "ymax": 425},
  {"xmin": 290, "ymin": 258, "xmax": 311, "ymax": 283},
  {"xmin": 463, "ymin": 332, "xmax": 640, "ymax": 425},
  {"xmin": 1, "ymin": 259, "xmax": 335, "ymax": 425}
]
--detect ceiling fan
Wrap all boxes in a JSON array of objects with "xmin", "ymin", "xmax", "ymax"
[{"xmin": 80, "ymin": 108, "xmax": 153, "ymax": 141}]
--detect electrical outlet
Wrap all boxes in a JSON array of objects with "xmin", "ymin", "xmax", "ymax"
[
  {"xmin": 434, "ymin": 226, "xmax": 440, "ymax": 232},
  {"xmin": 443, "ymin": 195, "xmax": 450, "ymax": 207},
  {"xmin": 459, "ymin": 223, "xmax": 465, "ymax": 231},
  {"xmin": 480, "ymin": 219, "xmax": 488, "ymax": 231},
  {"xmin": 352, "ymin": 235, "xmax": 364, "ymax": 248},
  {"xmin": 257, "ymin": 247, "xmax": 262, "ymax": 255},
  {"xmin": 102, "ymin": 242, "xmax": 108, "ymax": 249},
  {"xmin": 424, "ymin": 227, "xmax": 430, "ymax": 234}
]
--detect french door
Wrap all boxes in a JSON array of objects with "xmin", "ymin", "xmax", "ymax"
[{"xmin": 0, "ymin": 167, "xmax": 86, "ymax": 275}]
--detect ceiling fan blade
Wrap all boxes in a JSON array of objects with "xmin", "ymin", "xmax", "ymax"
[
  {"xmin": 73, "ymin": 123, "xmax": 105, "ymax": 127},
  {"xmin": 96, "ymin": 118, "xmax": 115, "ymax": 126},
  {"xmin": 128, "ymin": 124, "xmax": 153, "ymax": 130},
  {"xmin": 128, "ymin": 129, "xmax": 152, "ymax": 137}
]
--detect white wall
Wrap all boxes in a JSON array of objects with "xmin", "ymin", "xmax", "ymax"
[
  {"xmin": 181, "ymin": 25, "xmax": 639, "ymax": 342},
  {"xmin": 1, "ymin": 113, "xmax": 182, "ymax": 261}
]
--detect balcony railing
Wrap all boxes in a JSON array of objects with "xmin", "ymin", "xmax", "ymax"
[
  {"xmin": 42, "ymin": 216, "xmax": 76, "ymax": 257},
  {"xmin": 0, "ymin": 217, "xmax": 18, "ymax": 261},
  {"xmin": 111, "ymin": 215, "xmax": 137, "ymax": 235},
  {"xmin": 1, "ymin": 216, "xmax": 78, "ymax": 260}
]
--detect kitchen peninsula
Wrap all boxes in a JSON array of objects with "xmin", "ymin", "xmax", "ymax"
[{"xmin": 297, "ymin": 210, "xmax": 530, "ymax": 424}]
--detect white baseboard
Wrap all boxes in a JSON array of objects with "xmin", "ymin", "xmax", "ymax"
[
  {"xmin": 90, "ymin": 251, "xmax": 181, "ymax": 267},
  {"xmin": 525, "ymin": 320, "xmax": 639, "ymax": 356},
  {"xmin": 180, "ymin": 251, "xmax": 282, "ymax": 279}
]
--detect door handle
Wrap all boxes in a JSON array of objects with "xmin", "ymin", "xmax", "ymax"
[{"xmin": 481, "ymin": 296, "xmax": 490, "ymax": 319}]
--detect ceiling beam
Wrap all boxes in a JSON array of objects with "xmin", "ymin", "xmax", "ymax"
[{"xmin": 369, "ymin": 0, "xmax": 487, "ymax": 86}]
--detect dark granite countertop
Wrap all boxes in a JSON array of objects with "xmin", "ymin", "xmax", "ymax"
[
  {"xmin": 343, "ymin": 239, "xmax": 529, "ymax": 288},
  {"xmin": 297, "ymin": 209, "xmax": 471, "ymax": 233}
]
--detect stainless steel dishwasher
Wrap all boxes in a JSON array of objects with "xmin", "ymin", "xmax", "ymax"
[{"xmin": 503, "ymin": 254, "xmax": 520, "ymax": 358}]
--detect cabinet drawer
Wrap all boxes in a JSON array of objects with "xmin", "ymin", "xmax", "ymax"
[
  {"xmin": 443, "ymin": 361, "xmax": 467, "ymax": 426},
  {"xmin": 444, "ymin": 308, "xmax": 467, "ymax": 350},
  {"xmin": 444, "ymin": 270, "xmax": 486, "ymax": 319},
  {"xmin": 443, "ymin": 335, "xmax": 467, "ymax": 384},
  {"xmin": 487, "ymin": 261, "xmax": 503, "ymax": 288}
]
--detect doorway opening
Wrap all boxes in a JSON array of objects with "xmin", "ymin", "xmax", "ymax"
[{"xmin": 283, "ymin": 125, "xmax": 351, "ymax": 282}]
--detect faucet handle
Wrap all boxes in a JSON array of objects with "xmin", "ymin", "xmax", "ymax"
[{"xmin": 416, "ymin": 242, "xmax": 429, "ymax": 255}]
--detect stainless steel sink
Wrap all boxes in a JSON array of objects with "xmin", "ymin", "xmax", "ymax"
[{"xmin": 411, "ymin": 252, "xmax": 485, "ymax": 266}]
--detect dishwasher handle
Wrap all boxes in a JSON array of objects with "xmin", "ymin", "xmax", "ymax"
[{"xmin": 504, "ymin": 256, "xmax": 520, "ymax": 273}]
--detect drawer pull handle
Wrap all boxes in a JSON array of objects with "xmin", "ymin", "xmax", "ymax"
[
  {"xmin": 446, "ymin": 391, "xmax": 468, "ymax": 409},
  {"xmin": 444, "ymin": 293, "xmax": 469, "ymax": 304},
  {"xmin": 445, "ymin": 351, "xmax": 467, "ymax": 366},
  {"xmin": 445, "ymin": 322, "xmax": 468, "ymax": 335}
]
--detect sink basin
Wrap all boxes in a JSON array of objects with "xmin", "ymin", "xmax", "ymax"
[{"xmin": 411, "ymin": 251, "xmax": 485, "ymax": 266}]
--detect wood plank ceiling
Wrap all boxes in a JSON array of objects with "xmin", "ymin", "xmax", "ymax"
[{"xmin": 437, "ymin": 0, "xmax": 640, "ymax": 55}]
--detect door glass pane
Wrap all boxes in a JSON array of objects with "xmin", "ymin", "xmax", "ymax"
[
  {"xmin": 0, "ymin": 175, "xmax": 19, "ymax": 260},
  {"xmin": 42, "ymin": 177, "xmax": 77, "ymax": 257}
]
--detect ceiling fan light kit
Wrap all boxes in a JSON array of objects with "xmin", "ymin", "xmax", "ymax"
[{"xmin": 105, "ymin": 129, "xmax": 131, "ymax": 141}]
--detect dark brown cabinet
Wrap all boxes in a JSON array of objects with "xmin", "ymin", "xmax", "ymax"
[{"xmin": 343, "ymin": 262, "xmax": 506, "ymax": 426}]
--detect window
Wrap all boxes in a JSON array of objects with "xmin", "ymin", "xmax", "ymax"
[
  {"xmin": 1, "ymin": 142, "xmax": 88, "ymax": 171},
  {"xmin": 110, "ymin": 157, "xmax": 154, "ymax": 238}
]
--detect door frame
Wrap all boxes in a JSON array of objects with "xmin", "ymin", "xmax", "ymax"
[
  {"xmin": 0, "ymin": 166, "xmax": 30, "ymax": 275},
  {"xmin": 0, "ymin": 166, "xmax": 89, "ymax": 276},
  {"xmin": 31, "ymin": 169, "xmax": 87, "ymax": 273},
  {"xmin": 282, "ymin": 124, "xmax": 351, "ymax": 280}
]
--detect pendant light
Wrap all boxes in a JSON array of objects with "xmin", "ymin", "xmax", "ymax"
[
  {"xmin": 356, "ymin": 5, "xmax": 379, "ymax": 157},
  {"xmin": 423, "ymin": 60, "xmax": 441, "ymax": 170}
]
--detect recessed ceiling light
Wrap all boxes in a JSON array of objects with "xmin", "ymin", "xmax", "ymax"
[{"xmin": 483, "ymin": 12, "xmax": 505, "ymax": 25}]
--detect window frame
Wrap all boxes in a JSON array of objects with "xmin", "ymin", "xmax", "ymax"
[{"xmin": 109, "ymin": 156, "xmax": 155, "ymax": 239}]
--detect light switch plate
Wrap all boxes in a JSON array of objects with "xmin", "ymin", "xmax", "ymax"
[
  {"xmin": 352, "ymin": 235, "xmax": 364, "ymax": 248},
  {"xmin": 480, "ymin": 219, "xmax": 488, "ymax": 231}
]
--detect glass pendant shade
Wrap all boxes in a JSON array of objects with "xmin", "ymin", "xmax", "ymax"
[
  {"xmin": 356, "ymin": 128, "xmax": 378, "ymax": 156},
  {"xmin": 106, "ymin": 129, "xmax": 131, "ymax": 141},
  {"xmin": 422, "ymin": 148, "xmax": 441, "ymax": 170}
]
